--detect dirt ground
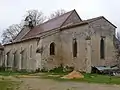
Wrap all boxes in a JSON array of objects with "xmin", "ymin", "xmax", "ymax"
[{"xmin": 17, "ymin": 77, "xmax": 120, "ymax": 90}]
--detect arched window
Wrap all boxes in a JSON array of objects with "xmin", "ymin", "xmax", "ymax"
[
  {"xmin": 30, "ymin": 45, "xmax": 32, "ymax": 58},
  {"xmin": 6, "ymin": 52, "xmax": 10, "ymax": 67},
  {"xmin": 20, "ymin": 49, "xmax": 27, "ymax": 69},
  {"xmin": 20, "ymin": 48, "xmax": 24, "ymax": 69},
  {"xmin": 100, "ymin": 38, "xmax": 105, "ymax": 59},
  {"xmin": 73, "ymin": 38, "xmax": 77, "ymax": 57},
  {"xmin": 50, "ymin": 42, "xmax": 55, "ymax": 55},
  {"xmin": 13, "ymin": 51, "xmax": 17, "ymax": 68}
]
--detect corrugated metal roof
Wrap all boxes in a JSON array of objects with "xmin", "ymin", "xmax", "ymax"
[{"xmin": 94, "ymin": 66, "xmax": 118, "ymax": 71}]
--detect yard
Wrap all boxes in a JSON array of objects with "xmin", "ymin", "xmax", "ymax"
[
  {"xmin": 0, "ymin": 71, "xmax": 120, "ymax": 90},
  {"xmin": 0, "ymin": 75, "xmax": 21, "ymax": 90},
  {"xmin": 39, "ymin": 72, "xmax": 120, "ymax": 84},
  {"xmin": 0, "ymin": 80, "xmax": 20, "ymax": 90},
  {"xmin": 0, "ymin": 71, "xmax": 31, "ymax": 90}
]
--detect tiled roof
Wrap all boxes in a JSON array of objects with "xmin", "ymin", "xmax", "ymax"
[
  {"xmin": 83, "ymin": 16, "xmax": 103, "ymax": 23},
  {"xmin": 83, "ymin": 16, "xmax": 117, "ymax": 28},
  {"xmin": 4, "ymin": 22, "xmax": 88, "ymax": 46},
  {"xmin": 5, "ymin": 10, "xmax": 116, "ymax": 45},
  {"xmin": 22, "ymin": 10, "xmax": 74, "ymax": 40}
]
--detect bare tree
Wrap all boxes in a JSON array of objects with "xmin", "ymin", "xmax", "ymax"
[
  {"xmin": 2, "ymin": 10, "xmax": 46, "ymax": 44},
  {"xmin": 48, "ymin": 9, "xmax": 66, "ymax": 20},
  {"xmin": 25, "ymin": 10, "xmax": 46, "ymax": 26},
  {"xmin": 1, "ymin": 24, "xmax": 22, "ymax": 44}
]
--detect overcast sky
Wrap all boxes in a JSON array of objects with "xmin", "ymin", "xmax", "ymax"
[{"xmin": 0, "ymin": 0, "xmax": 120, "ymax": 40}]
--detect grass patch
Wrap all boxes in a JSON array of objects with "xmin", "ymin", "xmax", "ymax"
[
  {"xmin": 47, "ymin": 71, "xmax": 68, "ymax": 75},
  {"xmin": 0, "ymin": 71, "xmax": 23, "ymax": 90},
  {"xmin": 0, "ymin": 80, "xmax": 21, "ymax": 90},
  {"xmin": 0, "ymin": 71, "xmax": 33, "ymax": 76},
  {"xmin": 40, "ymin": 72, "xmax": 120, "ymax": 85}
]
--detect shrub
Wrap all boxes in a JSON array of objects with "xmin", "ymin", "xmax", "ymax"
[
  {"xmin": 50, "ymin": 66, "xmax": 63, "ymax": 73},
  {"xmin": 49, "ymin": 65, "xmax": 74, "ymax": 73}
]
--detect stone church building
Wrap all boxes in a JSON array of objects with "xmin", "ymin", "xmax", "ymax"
[{"xmin": 3, "ymin": 9, "xmax": 117, "ymax": 73}]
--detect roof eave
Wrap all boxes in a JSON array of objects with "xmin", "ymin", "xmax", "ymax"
[
  {"xmin": 4, "ymin": 37, "xmax": 39, "ymax": 46},
  {"xmin": 4, "ymin": 22, "xmax": 88, "ymax": 46},
  {"xmin": 102, "ymin": 16, "xmax": 117, "ymax": 28}
]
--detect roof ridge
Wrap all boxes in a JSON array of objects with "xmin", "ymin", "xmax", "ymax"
[
  {"xmin": 14, "ymin": 9, "xmax": 74, "ymax": 42},
  {"xmin": 21, "ymin": 9, "xmax": 75, "ymax": 40},
  {"xmin": 13, "ymin": 27, "xmax": 24, "ymax": 40},
  {"xmin": 60, "ymin": 9, "xmax": 75, "ymax": 27},
  {"xmin": 38, "ymin": 9, "xmax": 75, "ymax": 26},
  {"xmin": 83, "ymin": 16, "xmax": 103, "ymax": 22},
  {"xmin": 83, "ymin": 16, "xmax": 116, "ymax": 28}
]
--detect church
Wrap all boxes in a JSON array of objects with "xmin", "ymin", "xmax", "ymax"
[{"xmin": 3, "ymin": 9, "xmax": 117, "ymax": 73}]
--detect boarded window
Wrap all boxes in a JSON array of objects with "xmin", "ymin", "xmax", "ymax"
[
  {"xmin": 73, "ymin": 38, "xmax": 77, "ymax": 57},
  {"xmin": 100, "ymin": 38, "xmax": 105, "ymax": 59},
  {"xmin": 50, "ymin": 42, "xmax": 55, "ymax": 55}
]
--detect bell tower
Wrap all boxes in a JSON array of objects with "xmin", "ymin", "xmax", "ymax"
[{"xmin": 24, "ymin": 15, "xmax": 36, "ymax": 29}]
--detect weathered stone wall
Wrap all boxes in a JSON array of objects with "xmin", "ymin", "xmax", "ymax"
[
  {"xmin": 4, "ymin": 39, "xmax": 38, "ymax": 71},
  {"xmin": 0, "ymin": 50, "xmax": 4, "ymax": 67},
  {"xmin": 89, "ymin": 18, "xmax": 116, "ymax": 67},
  {"xmin": 39, "ymin": 24, "xmax": 90, "ymax": 72},
  {"xmin": 3, "ymin": 17, "xmax": 116, "ymax": 73},
  {"xmin": 60, "ymin": 25, "xmax": 91, "ymax": 72},
  {"xmin": 39, "ymin": 18, "xmax": 116, "ymax": 72},
  {"xmin": 38, "ymin": 32, "xmax": 62, "ymax": 70}
]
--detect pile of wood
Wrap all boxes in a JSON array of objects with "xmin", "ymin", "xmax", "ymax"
[{"xmin": 61, "ymin": 70, "xmax": 84, "ymax": 79}]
